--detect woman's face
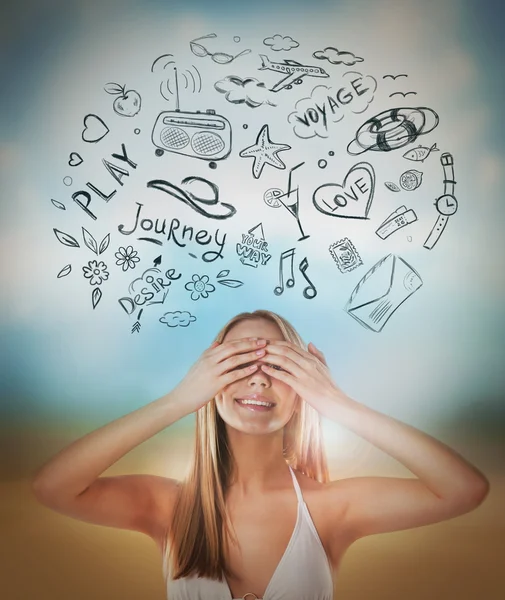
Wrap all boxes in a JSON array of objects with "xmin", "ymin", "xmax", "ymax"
[{"xmin": 214, "ymin": 318, "xmax": 299, "ymax": 435}]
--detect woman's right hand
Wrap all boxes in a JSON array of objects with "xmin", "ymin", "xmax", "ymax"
[{"xmin": 169, "ymin": 337, "xmax": 267, "ymax": 414}]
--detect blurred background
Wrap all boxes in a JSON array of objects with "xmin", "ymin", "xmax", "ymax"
[{"xmin": 1, "ymin": 0, "xmax": 504, "ymax": 598}]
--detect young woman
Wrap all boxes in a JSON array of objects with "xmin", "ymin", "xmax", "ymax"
[{"xmin": 32, "ymin": 310, "xmax": 489, "ymax": 600}]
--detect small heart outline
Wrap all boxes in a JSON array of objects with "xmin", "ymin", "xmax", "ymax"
[
  {"xmin": 81, "ymin": 114, "xmax": 110, "ymax": 144},
  {"xmin": 68, "ymin": 152, "xmax": 83, "ymax": 167}
]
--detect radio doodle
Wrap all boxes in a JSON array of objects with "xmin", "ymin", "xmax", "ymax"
[
  {"xmin": 151, "ymin": 68, "xmax": 232, "ymax": 161},
  {"xmin": 151, "ymin": 109, "xmax": 232, "ymax": 161}
]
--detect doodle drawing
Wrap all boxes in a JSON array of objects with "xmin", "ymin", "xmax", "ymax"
[
  {"xmin": 53, "ymin": 228, "xmax": 80, "ymax": 248},
  {"xmin": 51, "ymin": 199, "xmax": 66, "ymax": 210},
  {"xmin": 345, "ymin": 254, "xmax": 423, "ymax": 332},
  {"xmin": 153, "ymin": 56, "xmax": 202, "ymax": 100},
  {"xmin": 399, "ymin": 169, "xmax": 423, "ymax": 191},
  {"xmin": 313, "ymin": 47, "xmax": 364, "ymax": 66},
  {"xmin": 312, "ymin": 162, "xmax": 375, "ymax": 219},
  {"xmin": 382, "ymin": 74, "xmax": 408, "ymax": 80},
  {"xmin": 263, "ymin": 35, "xmax": 300, "ymax": 51},
  {"xmin": 375, "ymin": 206, "xmax": 418, "ymax": 239},
  {"xmin": 329, "ymin": 238, "xmax": 363, "ymax": 273},
  {"xmin": 131, "ymin": 309, "xmax": 143, "ymax": 334},
  {"xmin": 82, "ymin": 229, "xmax": 110, "ymax": 256},
  {"xmin": 118, "ymin": 267, "xmax": 182, "ymax": 315},
  {"xmin": 288, "ymin": 73, "xmax": 377, "ymax": 139},
  {"xmin": 185, "ymin": 274, "xmax": 216, "ymax": 300},
  {"xmin": 152, "ymin": 67, "xmax": 231, "ymax": 161},
  {"xmin": 258, "ymin": 55, "xmax": 329, "ymax": 92},
  {"xmin": 384, "ymin": 182, "xmax": 401, "ymax": 192},
  {"xmin": 81, "ymin": 114, "xmax": 109, "ymax": 143},
  {"xmin": 57, "ymin": 265, "xmax": 72, "ymax": 279},
  {"xmin": 146, "ymin": 176, "xmax": 236, "ymax": 220},
  {"xmin": 115, "ymin": 246, "xmax": 140, "ymax": 271},
  {"xmin": 403, "ymin": 143, "xmax": 439, "ymax": 162},
  {"xmin": 236, "ymin": 223, "xmax": 272, "ymax": 268},
  {"xmin": 239, "ymin": 124, "xmax": 291, "ymax": 179},
  {"xmin": 423, "ymin": 152, "xmax": 457, "ymax": 250},
  {"xmin": 273, "ymin": 162, "xmax": 310, "ymax": 241},
  {"xmin": 347, "ymin": 106, "xmax": 439, "ymax": 155},
  {"xmin": 263, "ymin": 188, "xmax": 283, "ymax": 208},
  {"xmin": 214, "ymin": 76, "xmax": 277, "ymax": 108},
  {"xmin": 160, "ymin": 311, "xmax": 197, "ymax": 328},
  {"xmin": 389, "ymin": 91, "xmax": 417, "ymax": 98},
  {"xmin": 190, "ymin": 33, "xmax": 251, "ymax": 64},
  {"xmin": 274, "ymin": 248, "xmax": 317, "ymax": 299},
  {"xmin": 216, "ymin": 269, "xmax": 244, "ymax": 288},
  {"xmin": 68, "ymin": 152, "xmax": 83, "ymax": 167},
  {"xmin": 104, "ymin": 83, "xmax": 141, "ymax": 117},
  {"xmin": 82, "ymin": 260, "xmax": 109, "ymax": 286}
]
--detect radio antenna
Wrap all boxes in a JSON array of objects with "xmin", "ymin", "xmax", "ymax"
[{"xmin": 174, "ymin": 66, "xmax": 180, "ymax": 111}]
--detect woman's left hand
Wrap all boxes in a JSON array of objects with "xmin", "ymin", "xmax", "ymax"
[{"xmin": 260, "ymin": 340, "xmax": 348, "ymax": 412}]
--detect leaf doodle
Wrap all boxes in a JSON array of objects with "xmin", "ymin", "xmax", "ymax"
[
  {"xmin": 51, "ymin": 199, "xmax": 66, "ymax": 210},
  {"xmin": 57, "ymin": 264, "xmax": 72, "ymax": 278},
  {"xmin": 217, "ymin": 270, "xmax": 230, "ymax": 278},
  {"xmin": 99, "ymin": 233, "xmax": 110, "ymax": 255},
  {"xmin": 92, "ymin": 287, "xmax": 102, "ymax": 309},
  {"xmin": 54, "ymin": 228, "xmax": 80, "ymax": 248},
  {"xmin": 82, "ymin": 228, "xmax": 99, "ymax": 255},
  {"xmin": 217, "ymin": 279, "xmax": 243, "ymax": 288}
]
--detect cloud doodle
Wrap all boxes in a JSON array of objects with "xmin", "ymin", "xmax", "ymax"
[
  {"xmin": 214, "ymin": 76, "xmax": 277, "ymax": 108},
  {"xmin": 263, "ymin": 34, "xmax": 300, "ymax": 51},
  {"xmin": 288, "ymin": 72, "xmax": 377, "ymax": 139},
  {"xmin": 160, "ymin": 311, "xmax": 197, "ymax": 328},
  {"xmin": 313, "ymin": 47, "xmax": 364, "ymax": 66}
]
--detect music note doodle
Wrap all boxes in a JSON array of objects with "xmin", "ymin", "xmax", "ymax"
[
  {"xmin": 298, "ymin": 257, "xmax": 317, "ymax": 299},
  {"xmin": 274, "ymin": 248, "xmax": 295, "ymax": 295}
]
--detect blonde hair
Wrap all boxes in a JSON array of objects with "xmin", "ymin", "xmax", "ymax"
[{"xmin": 163, "ymin": 310, "xmax": 329, "ymax": 583}]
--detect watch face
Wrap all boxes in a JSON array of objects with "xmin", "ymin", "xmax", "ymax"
[{"xmin": 436, "ymin": 194, "xmax": 458, "ymax": 216}]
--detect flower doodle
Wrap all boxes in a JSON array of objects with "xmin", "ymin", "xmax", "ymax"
[
  {"xmin": 82, "ymin": 260, "xmax": 109, "ymax": 286},
  {"xmin": 185, "ymin": 274, "xmax": 215, "ymax": 301},
  {"xmin": 115, "ymin": 246, "xmax": 140, "ymax": 271}
]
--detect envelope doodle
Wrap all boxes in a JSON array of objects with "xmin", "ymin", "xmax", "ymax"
[{"xmin": 345, "ymin": 254, "xmax": 423, "ymax": 332}]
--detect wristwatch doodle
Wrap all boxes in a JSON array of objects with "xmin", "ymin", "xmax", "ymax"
[{"xmin": 423, "ymin": 152, "xmax": 457, "ymax": 249}]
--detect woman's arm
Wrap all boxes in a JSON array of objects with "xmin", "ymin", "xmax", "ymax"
[
  {"xmin": 261, "ymin": 341, "xmax": 489, "ymax": 539},
  {"xmin": 31, "ymin": 337, "xmax": 267, "ymax": 538}
]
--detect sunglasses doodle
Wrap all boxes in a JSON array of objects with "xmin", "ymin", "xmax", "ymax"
[{"xmin": 190, "ymin": 33, "xmax": 252, "ymax": 64}]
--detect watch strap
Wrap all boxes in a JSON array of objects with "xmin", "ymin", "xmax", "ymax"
[{"xmin": 423, "ymin": 215, "xmax": 448, "ymax": 250}]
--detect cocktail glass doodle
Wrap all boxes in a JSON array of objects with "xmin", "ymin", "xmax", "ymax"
[
  {"xmin": 190, "ymin": 34, "xmax": 251, "ymax": 64},
  {"xmin": 276, "ymin": 162, "xmax": 310, "ymax": 241}
]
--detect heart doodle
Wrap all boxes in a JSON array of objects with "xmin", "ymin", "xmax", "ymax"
[
  {"xmin": 68, "ymin": 152, "xmax": 83, "ymax": 167},
  {"xmin": 81, "ymin": 114, "xmax": 110, "ymax": 144},
  {"xmin": 312, "ymin": 162, "xmax": 375, "ymax": 219}
]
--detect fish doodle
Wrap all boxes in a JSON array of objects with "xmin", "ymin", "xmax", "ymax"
[{"xmin": 403, "ymin": 143, "xmax": 439, "ymax": 162}]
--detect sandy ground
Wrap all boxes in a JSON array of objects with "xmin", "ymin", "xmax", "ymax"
[{"xmin": 1, "ymin": 424, "xmax": 504, "ymax": 599}]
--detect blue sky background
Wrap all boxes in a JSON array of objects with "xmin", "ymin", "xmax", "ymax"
[{"xmin": 1, "ymin": 0, "xmax": 504, "ymax": 439}]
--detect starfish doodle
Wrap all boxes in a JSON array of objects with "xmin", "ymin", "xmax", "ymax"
[{"xmin": 239, "ymin": 124, "xmax": 291, "ymax": 179}]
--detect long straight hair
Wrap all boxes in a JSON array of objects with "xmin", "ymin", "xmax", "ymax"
[{"xmin": 162, "ymin": 310, "xmax": 329, "ymax": 583}]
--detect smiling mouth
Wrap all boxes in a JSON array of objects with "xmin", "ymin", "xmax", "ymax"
[{"xmin": 235, "ymin": 398, "xmax": 276, "ymax": 411}]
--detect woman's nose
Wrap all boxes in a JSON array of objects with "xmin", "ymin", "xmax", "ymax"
[{"xmin": 247, "ymin": 363, "xmax": 271, "ymax": 386}]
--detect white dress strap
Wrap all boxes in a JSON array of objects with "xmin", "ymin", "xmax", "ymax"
[{"xmin": 288, "ymin": 466, "xmax": 304, "ymax": 504}]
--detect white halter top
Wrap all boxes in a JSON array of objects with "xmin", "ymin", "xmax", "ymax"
[{"xmin": 164, "ymin": 466, "xmax": 334, "ymax": 600}]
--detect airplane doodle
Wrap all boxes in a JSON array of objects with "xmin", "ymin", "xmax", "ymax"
[{"xmin": 259, "ymin": 55, "xmax": 329, "ymax": 92}]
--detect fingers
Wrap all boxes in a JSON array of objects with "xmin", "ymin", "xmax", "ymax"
[
  {"xmin": 260, "ymin": 363, "xmax": 294, "ymax": 384},
  {"xmin": 263, "ymin": 341, "xmax": 315, "ymax": 370},
  {"xmin": 207, "ymin": 337, "xmax": 266, "ymax": 361},
  {"xmin": 219, "ymin": 347, "xmax": 267, "ymax": 374},
  {"xmin": 257, "ymin": 352, "xmax": 304, "ymax": 377},
  {"xmin": 222, "ymin": 362, "xmax": 259, "ymax": 385}
]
